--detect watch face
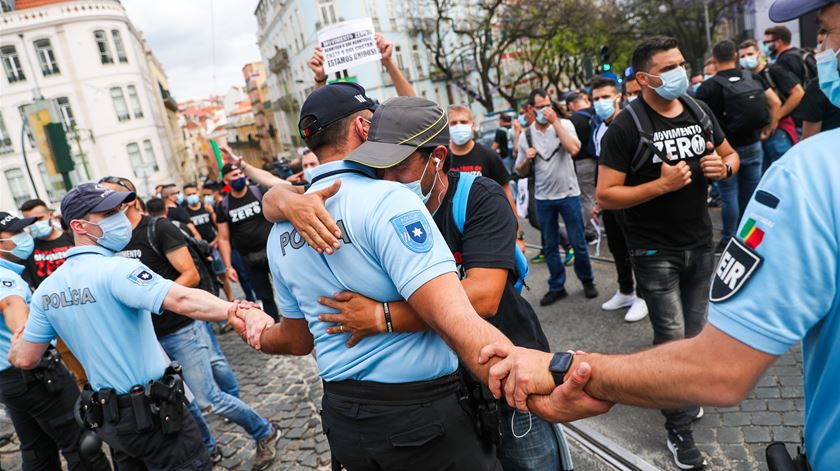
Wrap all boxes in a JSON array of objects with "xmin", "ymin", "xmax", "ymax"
[{"xmin": 549, "ymin": 352, "xmax": 574, "ymax": 379}]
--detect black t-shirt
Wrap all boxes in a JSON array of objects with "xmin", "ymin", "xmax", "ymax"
[
  {"xmin": 24, "ymin": 231, "xmax": 75, "ymax": 288},
  {"xmin": 185, "ymin": 204, "xmax": 217, "ymax": 242},
  {"xmin": 695, "ymin": 69, "xmax": 769, "ymax": 147},
  {"xmin": 215, "ymin": 186, "xmax": 272, "ymax": 255},
  {"xmin": 166, "ymin": 206, "xmax": 192, "ymax": 225},
  {"xmin": 599, "ymin": 97, "xmax": 725, "ymax": 250},
  {"xmin": 569, "ymin": 108, "xmax": 596, "ymax": 160},
  {"xmin": 493, "ymin": 127, "xmax": 510, "ymax": 159},
  {"xmin": 433, "ymin": 172, "xmax": 549, "ymax": 351},
  {"xmin": 775, "ymin": 48, "xmax": 806, "ymax": 85},
  {"xmin": 449, "ymin": 142, "xmax": 510, "ymax": 187},
  {"xmin": 118, "ymin": 216, "xmax": 193, "ymax": 337},
  {"xmin": 761, "ymin": 63, "xmax": 800, "ymax": 111},
  {"xmin": 800, "ymin": 79, "xmax": 840, "ymax": 132}
]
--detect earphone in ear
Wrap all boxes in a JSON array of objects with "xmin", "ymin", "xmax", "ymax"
[{"xmin": 433, "ymin": 157, "xmax": 441, "ymax": 165}]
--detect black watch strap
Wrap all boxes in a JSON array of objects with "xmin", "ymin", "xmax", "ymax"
[{"xmin": 549, "ymin": 352, "xmax": 574, "ymax": 387}]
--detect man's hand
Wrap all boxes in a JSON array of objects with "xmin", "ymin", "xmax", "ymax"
[
  {"xmin": 478, "ymin": 344, "xmax": 558, "ymax": 410},
  {"xmin": 375, "ymin": 33, "xmax": 392, "ymax": 62},
  {"xmin": 227, "ymin": 266, "xmax": 239, "ymax": 283},
  {"xmin": 319, "ymin": 292, "xmax": 386, "ymax": 348},
  {"xmin": 542, "ymin": 107, "xmax": 558, "ymax": 125},
  {"xmin": 658, "ymin": 159, "xmax": 692, "ymax": 193},
  {"xmin": 760, "ymin": 122, "xmax": 777, "ymax": 141},
  {"xmin": 591, "ymin": 204, "xmax": 601, "ymax": 220},
  {"xmin": 287, "ymin": 180, "xmax": 342, "ymax": 254},
  {"xmin": 527, "ymin": 362, "xmax": 615, "ymax": 422},
  {"xmin": 236, "ymin": 306, "xmax": 275, "ymax": 351},
  {"xmin": 308, "ymin": 47, "xmax": 327, "ymax": 83},
  {"xmin": 220, "ymin": 145, "xmax": 243, "ymax": 168},
  {"xmin": 700, "ymin": 143, "xmax": 727, "ymax": 180},
  {"xmin": 525, "ymin": 148, "xmax": 538, "ymax": 161}
]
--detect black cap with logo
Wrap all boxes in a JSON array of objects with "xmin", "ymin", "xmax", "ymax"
[{"xmin": 298, "ymin": 82, "xmax": 378, "ymax": 139}]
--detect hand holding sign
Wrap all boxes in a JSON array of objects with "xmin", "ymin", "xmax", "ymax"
[{"xmin": 317, "ymin": 18, "xmax": 382, "ymax": 75}]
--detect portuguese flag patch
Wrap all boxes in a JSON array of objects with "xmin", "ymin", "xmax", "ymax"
[{"xmin": 739, "ymin": 218, "xmax": 764, "ymax": 249}]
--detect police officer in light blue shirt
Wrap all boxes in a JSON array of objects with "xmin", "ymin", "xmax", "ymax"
[
  {"xmin": 8, "ymin": 183, "xmax": 264, "ymax": 470},
  {"xmin": 0, "ymin": 212, "xmax": 111, "ymax": 470}
]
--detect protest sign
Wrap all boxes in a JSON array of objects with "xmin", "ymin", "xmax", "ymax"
[{"xmin": 318, "ymin": 18, "xmax": 381, "ymax": 74}]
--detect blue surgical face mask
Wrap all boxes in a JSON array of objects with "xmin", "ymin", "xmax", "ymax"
[
  {"xmin": 449, "ymin": 124, "xmax": 473, "ymax": 146},
  {"xmin": 87, "ymin": 211, "xmax": 132, "ymax": 252},
  {"xmin": 230, "ymin": 176, "xmax": 247, "ymax": 191},
  {"xmin": 692, "ymin": 83, "xmax": 702, "ymax": 94},
  {"xmin": 30, "ymin": 220, "xmax": 54, "ymax": 239},
  {"xmin": 403, "ymin": 156, "xmax": 438, "ymax": 204},
  {"xmin": 535, "ymin": 109, "xmax": 548, "ymax": 124},
  {"xmin": 0, "ymin": 232, "xmax": 35, "ymax": 260},
  {"xmin": 816, "ymin": 45, "xmax": 840, "ymax": 108},
  {"xmin": 739, "ymin": 55, "xmax": 758, "ymax": 70},
  {"xmin": 186, "ymin": 194, "xmax": 200, "ymax": 206},
  {"xmin": 518, "ymin": 115, "xmax": 528, "ymax": 127},
  {"xmin": 203, "ymin": 195, "xmax": 215, "ymax": 206},
  {"xmin": 176, "ymin": 192, "xmax": 184, "ymax": 205},
  {"xmin": 648, "ymin": 66, "xmax": 689, "ymax": 101},
  {"xmin": 593, "ymin": 98, "xmax": 616, "ymax": 121},
  {"xmin": 303, "ymin": 168, "xmax": 315, "ymax": 183}
]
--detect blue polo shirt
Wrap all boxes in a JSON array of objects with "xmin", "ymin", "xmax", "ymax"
[
  {"xmin": 23, "ymin": 245, "xmax": 174, "ymax": 393},
  {"xmin": 267, "ymin": 160, "xmax": 459, "ymax": 383},
  {"xmin": 0, "ymin": 258, "xmax": 31, "ymax": 371},
  {"xmin": 708, "ymin": 129, "xmax": 840, "ymax": 471}
]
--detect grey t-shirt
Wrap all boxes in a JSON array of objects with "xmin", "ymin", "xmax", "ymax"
[{"xmin": 516, "ymin": 120, "xmax": 580, "ymax": 200}]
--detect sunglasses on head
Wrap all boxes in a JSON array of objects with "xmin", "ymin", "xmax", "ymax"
[{"xmin": 98, "ymin": 176, "xmax": 136, "ymax": 193}]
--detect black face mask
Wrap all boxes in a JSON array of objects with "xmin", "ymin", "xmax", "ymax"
[{"xmin": 230, "ymin": 177, "xmax": 247, "ymax": 191}]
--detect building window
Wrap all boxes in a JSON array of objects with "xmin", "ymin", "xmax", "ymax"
[
  {"xmin": 319, "ymin": 0, "xmax": 337, "ymax": 26},
  {"xmin": 56, "ymin": 97, "xmax": 76, "ymax": 130},
  {"xmin": 142, "ymin": 139, "xmax": 159, "ymax": 171},
  {"xmin": 111, "ymin": 87, "xmax": 130, "ymax": 122},
  {"xmin": 0, "ymin": 111, "xmax": 12, "ymax": 154},
  {"xmin": 1, "ymin": 0, "xmax": 14, "ymax": 13},
  {"xmin": 126, "ymin": 142, "xmax": 143, "ymax": 176},
  {"xmin": 1, "ymin": 45, "xmax": 26, "ymax": 83},
  {"xmin": 126, "ymin": 85, "xmax": 143, "ymax": 119},
  {"xmin": 94, "ymin": 30, "xmax": 113, "ymax": 64},
  {"xmin": 412, "ymin": 44, "xmax": 422, "ymax": 78},
  {"xmin": 5, "ymin": 168, "xmax": 31, "ymax": 208},
  {"xmin": 34, "ymin": 39, "xmax": 60, "ymax": 76},
  {"xmin": 112, "ymin": 29, "xmax": 128, "ymax": 63}
]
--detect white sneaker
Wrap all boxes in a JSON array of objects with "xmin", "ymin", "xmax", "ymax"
[
  {"xmin": 601, "ymin": 291, "xmax": 635, "ymax": 311},
  {"xmin": 624, "ymin": 297, "xmax": 649, "ymax": 322}
]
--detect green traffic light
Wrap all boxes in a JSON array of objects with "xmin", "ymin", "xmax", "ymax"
[{"xmin": 602, "ymin": 64, "xmax": 612, "ymax": 71}]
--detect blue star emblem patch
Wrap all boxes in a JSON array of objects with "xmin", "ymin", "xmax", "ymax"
[
  {"xmin": 128, "ymin": 267, "xmax": 155, "ymax": 285},
  {"xmin": 390, "ymin": 210, "xmax": 433, "ymax": 253}
]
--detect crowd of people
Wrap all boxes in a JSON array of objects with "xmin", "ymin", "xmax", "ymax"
[{"xmin": 0, "ymin": 0, "xmax": 838, "ymax": 470}]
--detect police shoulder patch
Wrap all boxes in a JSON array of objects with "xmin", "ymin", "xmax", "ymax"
[
  {"xmin": 127, "ymin": 266, "xmax": 155, "ymax": 286},
  {"xmin": 390, "ymin": 210, "xmax": 433, "ymax": 253},
  {"xmin": 710, "ymin": 238, "xmax": 762, "ymax": 302}
]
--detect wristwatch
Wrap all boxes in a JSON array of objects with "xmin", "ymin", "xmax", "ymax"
[{"xmin": 549, "ymin": 352, "xmax": 574, "ymax": 387}]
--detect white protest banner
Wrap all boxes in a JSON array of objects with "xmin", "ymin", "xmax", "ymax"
[{"xmin": 318, "ymin": 18, "xmax": 381, "ymax": 75}]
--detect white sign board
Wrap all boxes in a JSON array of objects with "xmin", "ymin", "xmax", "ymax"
[{"xmin": 318, "ymin": 18, "xmax": 381, "ymax": 75}]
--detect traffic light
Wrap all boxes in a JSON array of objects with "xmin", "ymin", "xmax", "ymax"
[{"xmin": 599, "ymin": 46, "xmax": 612, "ymax": 73}]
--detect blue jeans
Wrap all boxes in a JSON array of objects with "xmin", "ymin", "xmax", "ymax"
[
  {"xmin": 719, "ymin": 141, "xmax": 764, "ymax": 242},
  {"xmin": 159, "ymin": 321, "xmax": 272, "ymax": 441},
  {"xmin": 535, "ymin": 196, "xmax": 594, "ymax": 292},
  {"xmin": 762, "ymin": 128, "xmax": 793, "ymax": 174},
  {"xmin": 200, "ymin": 321, "xmax": 240, "ymax": 398},
  {"xmin": 187, "ymin": 401, "xmax": 215, "ymax": 452},
  {"xmin": 498, "ymin": 405, "xmax": 564, "ymax": 470}
]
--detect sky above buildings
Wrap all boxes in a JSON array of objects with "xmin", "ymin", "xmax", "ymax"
[{"xmin": 121, "ymin": 0, "xmax": 262, "ymax": 102}]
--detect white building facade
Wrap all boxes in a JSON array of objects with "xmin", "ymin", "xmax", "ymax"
[{"xmin": 0, "ymin": 0, "xmax": 180, "ymax": 209}]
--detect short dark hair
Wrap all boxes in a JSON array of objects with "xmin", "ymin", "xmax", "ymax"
[
  {"xmin": 20, "ymin": 198, "xmax": 49, "ymax": 212},
  {"xmin": 183, "ymin": 182, "xmax": 198, "ymax": 190},
  {"xmin": 302, "ymin": 109, "xmax": 371, "ymax": 156},
  {"xmin": 589, "ymin": 77, "xmax": 619, "ymax": 94},
  {"xmin": 566, "ymin": 91, "xmax": 590, "ymax": 104},
  {"xmin": 765, "ymin": 26, "xmax": 792, "ymax": 44},
  {"xmin": 146, "ymin": 198, "xmax": 166, "ymax": 217},
  {"xmin": 202, "ymin": 180, "xmax": 220, "ymax": 191},
  {"xmin": 739, "ymin": 39, "xmax": 759, "ymax": 51},
  {"xmin": 527, "ymin": 88, "xmax": 549, "ymax": 106},
  {"xmin": 712, "ymin": 39, "xmax": 737, "ymax": 63},
  {"xmin": 499, "ymin": 113, "xmax": 512, "ymax": 123},
  {"xmin": 631, "ymin": 36, "xmax": 680, "ymax": 74}
]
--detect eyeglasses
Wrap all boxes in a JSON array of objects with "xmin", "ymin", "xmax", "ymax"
[
  {"xmin": 99, "ymin": 176, "xmax": 136, "ymax": 193},
  {"xmin": 533, "ymin": 104, "xmax": 552, "ymax": 110}
]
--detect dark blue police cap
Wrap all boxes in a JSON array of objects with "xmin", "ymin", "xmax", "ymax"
[
  {"xmin": 298, "ymin": 82, "xmax": 378, "ymax": 139},
  {"xmin": 60, "ymin": 183, "xmax": 135, "ymax": 224},
  {"xmin": 0, "ymin": 212, "xmax": 36, "ymax": 233},
  {"xmin": 769, "ymin": 0, "xmax": 839, "ymax": 22}
]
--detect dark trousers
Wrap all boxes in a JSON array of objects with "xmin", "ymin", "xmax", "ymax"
[
  {"xmin": 230, "ymin": 250, "xmax": 256, "ymax": 302},
  {"xmin": 0, "ymin": 365, "xmax": 110, "ymax": 471},
  {"xmin": 321, "ymin": 391, "xmax": 501, "ymax": 471},
  {"xmin": 94, "ymin": 402, "xmax": 210, "ymax": 471},
  {"xmin": 602, "ymin": 211, "xmax": 634, "ymax": 295},
  {"xmin": 630, "ymin": 246, "xmax": 714, "ymax": 431},
  {"xmin": 240, "ymin": 262, "xmax": 279, "ymax": 321}
]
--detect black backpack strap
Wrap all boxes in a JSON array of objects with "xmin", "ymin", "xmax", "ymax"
[
  {"xmin": 145, "ymin": 217, "xmax": 164, "ymax": 259},
  {"xmin": 524, "ymin": 127, "xmax": 533, "ymax": 148},
  {"xmin": 625, "ymin": 100, "xmax": 672, "ymax": 173},
  {"xmin": 680, "ymin": 95, "xmax": 715, "ymax": 151}
]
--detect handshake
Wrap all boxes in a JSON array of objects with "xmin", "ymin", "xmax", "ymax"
[
  {"xmin": 477, "ymin": 344, "xmax": 613, "ymax": 423},
  {"xmin": 225, "ymin": 300, "xmax": 275, "ymax": 351}
]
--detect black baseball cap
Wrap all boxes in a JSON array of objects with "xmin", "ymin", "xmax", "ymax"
[
  {"xmin": 220, "ymin": 163, "xmax": 240, "ymax": 177},
  {"xmin": 298, "ymin": 83, "xmax": 378, "ymax": 139},
  {"xmin": 344, "ymin": 96, "xmax": 450, "ymax": 169},
  {"xmin": 0, "ymin": 212, "xmax": 36, "ymax": 233},
  {"xmin": 60, "ymin": 183, "xmax": 135, "ymax": 224},
  {"xmin": 769, "ymin": 0, "xmax": 838, "ymax": 22}
]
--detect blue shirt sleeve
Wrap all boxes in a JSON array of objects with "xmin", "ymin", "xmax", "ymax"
[
  {"xmin": 708, "ymin": 163, "xmax": 838, "ymax": 355},
  {"xmin": 366, "ymin": 185, "xmax": 456, "ymax": 300},
  {"xmin": 266, "ymin": 229, "xmax": 303, "ymax": 319},
  {"xmin": 0, "ymin": 275, "xmax": 29, "ymax": 304},
  {"xmin": 110, "ymin": 259, "xmax": 174, "ymax": 315},
  {"xmin": 23, "ymin": 302, "xmax": 57, "ymax": 344}
]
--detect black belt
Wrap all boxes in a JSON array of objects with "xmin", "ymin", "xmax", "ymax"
[{"xmin": 323, "ymin": 373, "xmax": 460, "ymax": 406}]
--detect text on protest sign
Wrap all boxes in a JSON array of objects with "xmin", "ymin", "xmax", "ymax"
[{"xmin": 318, "ymin": 18, "xmax": 381, "ymax": 74}]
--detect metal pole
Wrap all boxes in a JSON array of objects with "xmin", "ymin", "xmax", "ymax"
[
  {"xmin": 704, "ymin": 0, "xmax": 712, "ymax": 52},
  {"xmin": 20, "ymin": 122, "xmax": 41, "ymax": 200}
]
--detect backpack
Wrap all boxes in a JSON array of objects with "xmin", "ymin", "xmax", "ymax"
[
  {"xmin": 623, "ymin": 96, "xmax": 716, "ymax": 174},
  {"xmin": 451, "ymin": 173, "xmax": 529, "ymax": 293},
  {"xmin": 221, "ymin": 185, "xmax": 264, "ymax": 216},
  {"xmin": 147, "ymin": 217, "xmax": 218, "ymax": 296},
  {"xmin": 710, "ymin": 71, "xmax": 770, "ymax": 136},
  {"xmin": 572, "ymin": 109, "xmax": 599, "ymax": 159}
]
